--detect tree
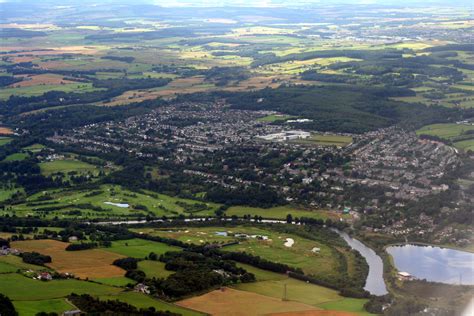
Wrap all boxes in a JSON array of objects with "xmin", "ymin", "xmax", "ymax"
[
  {"xmin": 286, "ymin": 214, "xmax": 293, "ymax": 224},
  {"xmin": 0, "ymin": 294, "xmax": 17, "ymax": 316}
]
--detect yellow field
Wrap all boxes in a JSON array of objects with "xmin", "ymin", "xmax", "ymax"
[
  {"xmin": 177, "ymin": 287, "xmax": 319, "ymax": 316},
  {"xmin": 12, "ymin": 239, "xmax": 126, "ymax": 279}
]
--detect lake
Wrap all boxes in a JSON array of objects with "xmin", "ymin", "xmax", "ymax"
[
  {"xmin": 335, "ymin": 230, "xmax": 388, "ymax": 295},
  {"xmin": 387, "ymin": 244, "xmax": 474, "ymax": 285}
]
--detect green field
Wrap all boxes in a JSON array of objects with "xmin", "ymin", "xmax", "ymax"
[
  {"xmin": 39, "ymin": 159, "xmax": 97, "ymax": 175},
  {"xmin": 257, "ymin": 114, "xmax": 295, "ymax": 122},
  {"xmin": 14, "ymin": 299, "xmax": 75, "ymax": 316},
  {"xmin": 416, "ymin": 123, "xmax": 474, "ymax": 151},
  {"xmin": 138, "ymin": 260, "xmax": 174, "ymax": 279},
  {"xmin": 292, "ymin": 134, "xmax": 353, "ymax": 147},
  {"xmin": 235, "ymin": 263, "xmax": 287, "ymax": 282},
  {"xmin": 231, "ymin": 265, "xmax": 371, "ymax": 315},
  {"xmin": 108, "ymin": 238, "xmax": 181, "ymax": 258},
  {"xmin": 0, "ymin": 137, "xmax": 12, "ymax": 146},
  {"xmin": 0, "ymin": 83, "xmax": 102, "ymax": 100},
  {"xmin": 2, "ymin": 152, "xmax": 29, "ymax": 162},
  {"xmin": 226, "ymin": 205, "xmax": 344, "ymax": 221},
  {"xmin": 98, "ymin": 292, "xmax": 204, "ymax": 316},
  {"xmin": 417, "ymin": 123, "xmax": 474, "ymax": 139},
  {"xmin": 23, "ymin": 143, "xmax": 46, "ymax": 152},
  {"xmin": 453, "ymin": 139, "xmax": 474, "ymax": 151},
  {"xmin": 0, "ymin": 273, "xmax": 122, "ymax": 301},
  {"xmin": 92, "ymin": 276, "xmax": 135, "ymax": 287},
  {"xmin": 0, "ymin": 255, "xmax": 47, "ymax": 272}
]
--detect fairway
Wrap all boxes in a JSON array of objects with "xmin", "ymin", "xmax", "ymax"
[
  {"xmin": 4, "ymin": 184, "xmax": 220, "ymax": 219},
  {"xmin": 108, "ymin": 238, "xmax": 181, "ymax": 258},
  {"xmin": 12, "ymin": 239, "xmax": 126, "ymax": 279}
]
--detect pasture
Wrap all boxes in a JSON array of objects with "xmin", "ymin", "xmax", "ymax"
[
  {"xmin": 107, "ymin": 238, "xmax": 181, "ymax": 258},
  {"xmin": 11, "ymin": 239, "xmax": 126, "ymax": 279}
]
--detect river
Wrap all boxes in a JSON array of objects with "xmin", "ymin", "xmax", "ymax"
[{"xmin": 335, "ymin": 230, "xmax": 388, "ymax": 296}]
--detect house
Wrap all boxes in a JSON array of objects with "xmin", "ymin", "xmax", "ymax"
[
  {"xmin": 135, "ymin": 283, "xmax": 150, "ymax": 294},
  {"xmin": 38, "ymin": 272, "xmax": 53, "ymax": 281},
  {"xmin": 397, "ymin": 271, "xmax": 413, "ymax": 281},
  {"xmin": 63, "ymin": 310, "xmax": 81, "ymax": 316},
  {"xmin": 68, "ymin": 236, "xmax": 78, "ymax": 242}
]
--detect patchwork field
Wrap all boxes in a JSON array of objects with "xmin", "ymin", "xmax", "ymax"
[{"xmin": 11, "ymin": 239, "xmax": 126, "ymax": 279}]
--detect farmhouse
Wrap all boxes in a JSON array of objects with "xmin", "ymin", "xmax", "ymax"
[{"xmin": 397, "ymin": 271, "xmax": 414, "ymax": 281}]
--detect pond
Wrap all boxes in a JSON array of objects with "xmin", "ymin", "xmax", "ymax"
[
  {"xmin": 335, "ymin": 230, "xmax": 388, "ymax": 295},
  {"xmin": 386, "ymin": 244, "xmax": 474, "ymax": 285}
]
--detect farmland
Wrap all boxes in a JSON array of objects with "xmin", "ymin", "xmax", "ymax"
[
  {"xmin": 11, "ymin": 239, "xmax": 126, "ymax": 279},
  {"xmin": 0, "ymin": 1, "xmax": 473, "ymax": 315},
  {"xmin": 416, "ymin": 123, "xmax": 474, "ymax": 151}
]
